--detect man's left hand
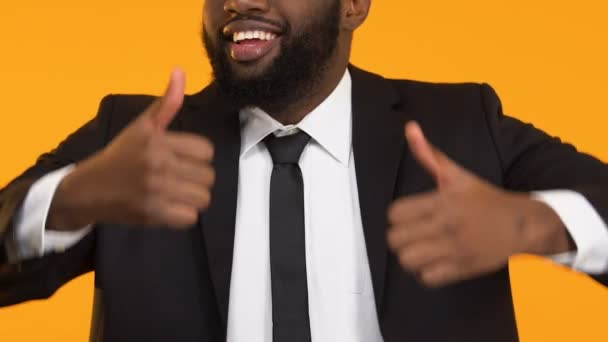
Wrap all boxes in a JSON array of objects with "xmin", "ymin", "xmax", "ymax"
[{"xmin": 387, "ymin": 122, "xmax": 573, "ymax": 288}]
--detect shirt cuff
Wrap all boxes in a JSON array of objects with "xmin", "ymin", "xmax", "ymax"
[
  {"xmin": 533, "ymin": 190, "xmax": 608, "ymax": 274},
  {"xmin": 12, "ymin": 165, "xmax": 92, "ymax": 260}
]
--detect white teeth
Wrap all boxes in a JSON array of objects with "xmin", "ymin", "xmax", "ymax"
[
  {"xmin": 233, "ymin": 32, "xmax": 247, "ymax": 42},
  {"xmin": 232, "ymin": 30, "xmax": 278, "ymax": 43}
]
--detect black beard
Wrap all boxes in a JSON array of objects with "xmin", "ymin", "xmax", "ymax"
[{"xmin": 203, "ymin": 0, "xmax": 341, "ymax": 114}]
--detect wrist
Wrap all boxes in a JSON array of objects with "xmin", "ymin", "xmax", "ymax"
[
  {"xmin": 47, "ymin": 162, "xmax": 100, "ymax": 231},
  {"xmin": 520, "ymin": 197, "xmax": 574, "ymax": 256}
]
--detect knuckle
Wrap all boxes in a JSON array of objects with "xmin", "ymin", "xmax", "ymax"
[
  {"xmin": 445, "ymin": 223, "xmax": 462, "ymax": 240},
  {"xmin": 139, "ymin": 200, "xmax": 160, "ymax": 225},
  {"xmin": 388, "ymin": 203, "xmax": 403, "ymax": 223},
  {"xmin": 386, "ymin": 229, "xmax": 399, "ymax": 248},
  {"xmin": 185, "ymin": 135, "xmax": 214, "ymax": 160},
  {"xmin": 201, "ymin": 189, "xmax": 212, "ymax": 209},
  {"xmin": 420, "ymin": 272, "xmax": 441, "ymax": 288},
  {"xmin": 172, "ymin": 208, "xmax": 198, "ymax": 228},
  {"xmin": 142, "ymin": 144, "xmax": 165, "ymax": 172},
  {"xmin": 459, "ymin": 252, "xmax": 477, "ymax": 267},
  {"xmin": 399, "ymin": 250, "xmax": 414, "ymax": 269},
  {"xmin": 421, "ymin": 268, "xmax": 451, "ymax": 288},
  {"xmin": 206, "ymin": 167, "xmax": 216, "ymax": 186},
  {"xmin": 186, "ymin": 209, "xmax": 199, "ymax": 225},
  {"xmin": 204, "ymin": 140, "xmax": 215, "ymax": 160},
  {"xmin": 426, "ymin": 222, "xmax": 442, "ymax": 236},
  {"xmin": 142, "ymin": 174, "xmax": 162, "ymax": 196},
  {"xmin": 438, "ymin": 214, "xmax": 458, "ymax": 234}
]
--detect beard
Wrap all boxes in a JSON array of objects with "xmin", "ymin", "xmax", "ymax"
[{"xmin": 202, "ymin": 0, "xmax": 341, "ymax": 113}]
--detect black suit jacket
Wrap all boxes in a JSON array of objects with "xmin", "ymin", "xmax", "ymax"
[{"xmin": 1, "ymin": 66, "xmax": 608, "ymax": 342}]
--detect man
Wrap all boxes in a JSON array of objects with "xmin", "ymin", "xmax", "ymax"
[{"xmin": 1, "ymin": 0, "xmax": 608, "ymax": 341}]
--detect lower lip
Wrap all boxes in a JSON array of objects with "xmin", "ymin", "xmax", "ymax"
[{"xmin": 229, "ymin": 38, "xmax": 280, "ymax": 62}]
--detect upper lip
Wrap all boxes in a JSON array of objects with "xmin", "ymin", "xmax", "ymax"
[{"xmin": 222, "ymin": 20, "xmax": 284, "ymax": 40}]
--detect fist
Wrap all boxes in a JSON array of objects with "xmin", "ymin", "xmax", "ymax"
[
  {"xmin": 50, "ymin": 70, "xmax": 215, "ymax": 229},
  {"xmin": 386, "ymin": 122, "xmax": 570, "ymax": 287}
]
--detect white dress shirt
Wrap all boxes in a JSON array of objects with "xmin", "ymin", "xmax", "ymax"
[
  {"xmin": 227, "ymin": 72, "xmax": 382, "ymax": 341},
  {"xmin": 8, "ymin": 71, "xmax": 608, "ymax": 341}
]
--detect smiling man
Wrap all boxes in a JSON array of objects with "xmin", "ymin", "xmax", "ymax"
[
  {"xmin": 204, "ymin": 0, "xmax": 345, "ymax": 124},
  {"xmin": 1, "ymin": 1, "xmax": 608, "ymax": 342}
]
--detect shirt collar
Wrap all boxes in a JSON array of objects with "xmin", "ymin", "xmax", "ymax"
[{"xmin": 239, "ymin": 70, "xmax": 352, "ymax": 165}]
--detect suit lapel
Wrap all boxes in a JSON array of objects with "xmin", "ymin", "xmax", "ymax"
[
  {"xmin": 349, "ymin": 65, "xmax": 410, "ymax": 315},
  {"xmin": 176, "ymin": 67, "xmax": 410, "ymax": 326},
  {"xmin": 179, "ymin": 85, "xmax": 241, "ymax": 329}
]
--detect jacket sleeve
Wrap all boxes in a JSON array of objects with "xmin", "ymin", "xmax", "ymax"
[
  {"xmin": 480, "ymin": 84, "xmax": 608, "ymax": 285},
  {"xmin": 0, "ymin": 95, "xmax": 115, "ymax": 306}
]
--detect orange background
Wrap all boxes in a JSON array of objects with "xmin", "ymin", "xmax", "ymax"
[{"xmin": 1, "ymin": 0, "xmax": 608, "ymax": 341}]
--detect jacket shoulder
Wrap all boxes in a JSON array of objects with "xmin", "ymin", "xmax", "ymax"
[
  {"xmin": 98, "ymin": 87, "xmax": 211, "ymax": 136},
  {"xmin": 349, "ymin": 66, "xmax": 499, "ymax": 108},
  {"xmin": 102, "ymin": 94, "xmax": 157, "ymax": 113},
  {"xmin": 389, "ymin": 78, "xmax": 482, "ymax": 101},
  {"xmin": 383, "ymin": 77, "xmax": 504, "ymax": 133}
]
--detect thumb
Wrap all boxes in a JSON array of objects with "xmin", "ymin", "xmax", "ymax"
[
  {"xmin": 150, "ymin": 68, "xmax": 186, "ymax": 130},
  {"xmin": 405, "ymin": 121, "xmax": 452, "ymax": 187}
]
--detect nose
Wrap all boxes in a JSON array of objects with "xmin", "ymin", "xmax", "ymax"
[{"xmin": 224, "ymin": 0, "xmax": 270, "ymax": 15}]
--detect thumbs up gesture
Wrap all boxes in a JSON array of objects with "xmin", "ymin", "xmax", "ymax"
[
  {"xmin": 387, "ymin": 122, "xmax": 571, "ymax": 287},
  {"xmin": 48, "ymin": 69, "xmax": 215, "ymax": 230}
]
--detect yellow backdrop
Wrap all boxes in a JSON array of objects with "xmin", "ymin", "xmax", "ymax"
[{"xmin": 1, "ymin": 0, "xmax": 607, "ymax": 341}]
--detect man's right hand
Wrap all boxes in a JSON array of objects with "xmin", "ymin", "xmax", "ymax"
[{"xmin": 47, "ymin": 69, "xmax": 215, "ymax": 231}]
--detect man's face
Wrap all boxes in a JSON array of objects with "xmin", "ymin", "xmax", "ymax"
[{"xmin": 202, "ymin": 0, "xmax": 342, "ymax": 112}]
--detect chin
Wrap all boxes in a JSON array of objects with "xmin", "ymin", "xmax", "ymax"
[
  {"xmin": 228, "ymin": 52, "xmax": 280, "ymax": 78},
  {"xmin": 232, "ymin": 64, "xmax": 266, "ymax": 78}
]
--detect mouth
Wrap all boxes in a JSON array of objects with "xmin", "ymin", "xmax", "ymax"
[{"xmin": 222, "ymin": 21, "xmax": 284, "ymax": 63}]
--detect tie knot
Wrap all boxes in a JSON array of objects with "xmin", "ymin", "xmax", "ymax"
[{"xmin": 264, "ymin": 131, "xmax": 311, "ymax": 165}]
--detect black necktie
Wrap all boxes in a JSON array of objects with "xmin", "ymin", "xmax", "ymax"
[{"xmin": 264, "ymin": 131, "xmax": 312, "ymax": 342}]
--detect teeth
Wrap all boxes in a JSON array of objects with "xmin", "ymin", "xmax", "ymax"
[
  {"xmin": 233, "ymin": 32, "xmax": 246, "ymax": 42},
  {"xmin": 232, "ymin": 30, "xmax": 278, "ymax": 43}
]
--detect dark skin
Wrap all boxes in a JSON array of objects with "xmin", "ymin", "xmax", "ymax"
[
  {"xmin": 47, "ymin": 0, "xmax": 572, "ymax": 288},
  {"xmin": 204, "ymin": 0, "xmax": 370, "ymax": 124},
  {"xmin": 48, "ymin": 70, "xmax": 216, "ymax": 230},
  {"xmin": 388, "ymin": 123, "xmax": 572, "ymax": 287}
]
